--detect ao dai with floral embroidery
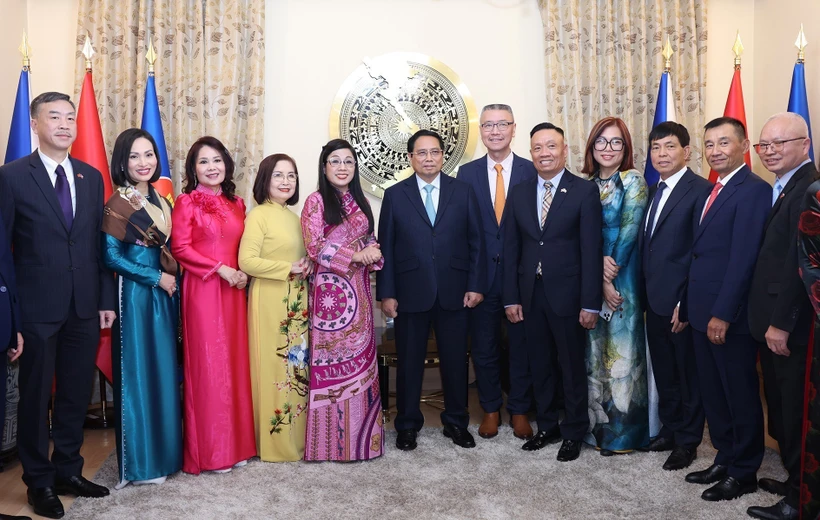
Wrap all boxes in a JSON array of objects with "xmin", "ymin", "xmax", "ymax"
[{"xmin": 301, "ymin": 191, "xmax": 384, "ymax": 461}]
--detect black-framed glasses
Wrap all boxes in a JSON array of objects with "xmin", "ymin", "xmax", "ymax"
[
  {"xmin": 593, "ymin": 137, "xmax": 625, "ymax": 151},
  {"xmin": 411, "ymin": 149, "xmax": 443, "ymax": 159},
  {"xmin": 480, "ymin": 121, "xmax": 514, "ymax": 131},
  {"xmin": 327, "ymin": 158, "xmax": 356, "ymax": 167},
  {"xmin": 753, "ymin": 137, "xmax": 807, "ymax": 154}
]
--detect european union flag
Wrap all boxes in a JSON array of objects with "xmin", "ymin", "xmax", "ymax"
[
  {"xmin": 645, "ymin": 71, "xmax": 677, "ymax": 187},
  {"xmin": 788, "ymin": 61, "xmax": 814, "ymax": 162}
]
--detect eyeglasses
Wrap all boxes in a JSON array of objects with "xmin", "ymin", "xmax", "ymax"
[
  {"xmin": 480, "ymin": 121, "xmax": 514, "ymax": 131},
  {"xmin": 272, "ymin": 172, "xmax": 297, "ymax": 182},
  {"xmin": 327, "ymin": 158, "xmax": 356, "ymax": 168},
  {"xmin": 753, "ymin": 137, "xmax": 807, "ymax": 154},
  {"xmin": 593, "ymin": 137, "xmax": 625, "ymax": 151},
  {"xmin": 411, "ymin": 149, "xmax": 443, "ymax": 159}
]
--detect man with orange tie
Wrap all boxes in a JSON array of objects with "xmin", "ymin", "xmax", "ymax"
[
  {"xmin": 681, "ymin": 117, "xmax": 771, "ymax": 501},
  {"xmin": 457, "ymin": 104, "xmax": 536, "ymax": 441}
]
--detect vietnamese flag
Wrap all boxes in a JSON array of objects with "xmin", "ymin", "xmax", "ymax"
[
  {"xmin": 709, "ymin": 68, "xmax": 752, "ymax": 182},
  {"xmin": 71, "ymin": 70, "xmax": 114, "ymax": 382}
]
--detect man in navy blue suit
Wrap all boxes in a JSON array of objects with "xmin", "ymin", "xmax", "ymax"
[
  {"xmin": 681, "ymin": 117, "xmax": 772, "ymax": 501},
  {"xmin": 503, "ymin": 122, "xmax": 602, "ymax": 460},
  {"xmin": 377, "ymin": 129, "xmax": 485, "ymax": 451},
  {"xmin": 457, "ymin": 104, "xmax": 536, "ymax": 441},
  {"xmin": 639, "ymin": 122, "xmax": 710, "ymax": 471}
]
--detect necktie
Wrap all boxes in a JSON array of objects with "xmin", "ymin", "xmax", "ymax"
[
  {"xmin": 772, "ymin": 179, "xmax": 783, "ymax": 207},
  {"xmin": 700, "ymin": 181, "xmax": 723, "ymax": 222},
  {"xmin": 423, "ymin": 184, "xmax": 436, "ymax": 225},
  {"xmin": 493, "ymin": 163, "xmax": 505, "ymax": 224},
  {"xmin": 536, "ymin": 181, "xmax": 553, "ymax": 276},
  {"xmin": 644, "ymin": 181, "xmax": 667, "ymax": 240},
  {"xmin": 54, "ymin": 164, "xmax": 73, "ymax": 229}
]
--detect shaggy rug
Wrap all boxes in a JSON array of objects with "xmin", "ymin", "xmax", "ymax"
[{"xmin": 65, "ymin": 426, "xmax": 787, "ymax": 520}]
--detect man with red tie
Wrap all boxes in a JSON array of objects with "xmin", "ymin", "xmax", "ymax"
[{"xmin": 681, "ymin": 117, "xmax": 771, "ymax": 501}]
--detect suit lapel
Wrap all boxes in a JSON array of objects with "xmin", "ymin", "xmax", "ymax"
[
  {"xmin": 71, "ymin": 159, "xmax": 88, "ymax": 236},
  {"xmin": 540, "ymin": 170, "xmax": 573, "ymax": 237},
  {"xmin": 472, "ymin": 155, "xmax": 496, "ymax": 226},
  {"xmin": 650, "ymin": 169, "xmax": 694, "ymax": 243},
  {"xmin": 402, "ymin": 175, "xmax": 433, "ymax": 228},
  {"xmin": 764, "ymin": 164, "xmax": 811, "ymax": 230},
  {"xmin": 435, "ymin": 174, "xmax": 454, "ymax": 227},
  {"xmin": 28, "ymin": 152, "xmax": 70, "ymax": 234},
  {"xmin": 695, "ymin": 166, "xmax": 748, "ymax": 241},
  {"xmin": 501, "ymin": 155, "xmax": 527, "ymax": 227}
]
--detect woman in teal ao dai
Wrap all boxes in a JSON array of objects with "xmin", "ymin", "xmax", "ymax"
[
  {"xmin": 581, "ymin": 118, "xmax": 649, "ymax": 454},
  {"xmin": 102, "ymin": 129, "xmax": 182, "ymax": 488}
]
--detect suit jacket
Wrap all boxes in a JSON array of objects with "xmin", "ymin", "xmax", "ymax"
[
  {"xmin": 502, "ymin": 170, "xmax": 603, "ymax": 317},
  {"xmin": 0, "ymin": 212, "xmax": 20, "ymax": 351},
  {"xmin": 376, "ymin": 173, "xmax": 486, "ymax": 312},
  {"xmin": 748, "ymin": 161, "xmax": 818, "ymax": 344},
  {"xmin": 683, "ymin": 165, "xmax": 772, "ymax": 333},
  {"xmin": 0, "ymin": 151, "xmax": 115, "ymax": 323},
  {"xmin": 457, "ymin": 153, "xmax": 537, "ymax": 292},
  {"xmin": 639, "ymin": 168, "xmax": 712, "ymax": 316}
]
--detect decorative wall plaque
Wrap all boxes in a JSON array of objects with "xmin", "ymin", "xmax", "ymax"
[{"xmin": 329, "ymin": 52, "xmax": 478, "ymax": 198}]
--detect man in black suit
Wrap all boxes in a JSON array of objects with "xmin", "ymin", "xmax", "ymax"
[
  {"xmin": 377, "ymin": 129, "xmax": 485, "ymax": 451},
  {"xmin": 638, "ymin": 122, "xmax": 711, "ymax": 471},
  {"xmin": 457, "ymin": 103, "xmax": 536, "ymax": 441},
  {"xmin": 747, "ymin": 113, "xmax": 816, "ymax": 520},
  {"xmin": 503, "ymin": 122, "xmax": 602, "ymax": 461},
  {"xmin": 0, "ymin": 92, "xmax": 116, "ymax": 519}
]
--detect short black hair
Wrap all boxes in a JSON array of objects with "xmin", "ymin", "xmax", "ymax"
[
  {"xmin": 110, "ymin": 128, "xmax": 162, "ymax": 187},
  {"xmin": 252, "ymin": 153, "xmax": 299, "ymax": 206},
  {"xmin": 649, "ymin": 121, "xmax": 691, "ymax": 147},
  {"xmin": 407, "ymin": 129, "xmax": 444, "ymax": 153},
  {"xmin": 704, "ymin": 116, "xmax": 747, "ymax": 141},
  {"xmin": 530, "ymin": 122, "xmax": 565, "ymax": 138},
  {"xmin": 30, "ymin": 91, "xmax": 75, "ymax": 119}
]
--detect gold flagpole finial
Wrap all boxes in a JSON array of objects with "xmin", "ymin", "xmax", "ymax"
[
  {"xmin": 19, "ymin": 32, "xmax": 31, "ymax": 70},
  {"xmin": 145, "ymin": 40, "xmax": 157, "ymax": 75},
  {"xmin": 662, "ymin": 36, "xmax": 674, "ymax": 72},
  {"xmin": 732, "ymin": 31, "xmax": 744, "ymax": 69},
  {"xmin": 81, "ymin": 32, "xmax": 95, "ymax": 71},
  {"xmin": 795, "ymin": 24, "xmax": 808, "ymax": 63}
]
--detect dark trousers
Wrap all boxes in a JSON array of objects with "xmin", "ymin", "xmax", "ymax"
[
  {"xmin": 17, "ymin": 300, "xmax": 99, "ymax": 489},
  {"xmin": 692, "ymin": 329, "xmax": 764, "ymax": 482},
  {"xmin": 394, "ymin": 299, "xmax": 469, "ymax": 431},
  {"xmin": 469, "ymin": 273, "xmax": 531, "ymax": 415},
  {"xmin": 758, "ymin": 338, "xmax": 807, "ymax": 490},
  {"xmin": 645, "ymin": 308, "xmax": 704, "ymax": 449},
  {"xmin": 524, "ymin": 278, "xmax": 588, "ymax": 439}
]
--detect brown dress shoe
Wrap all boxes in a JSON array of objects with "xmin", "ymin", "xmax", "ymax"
[
  {"xmin": 511, "ymin": 414, "xmax": 533, "ymax": 440},
  {"xmin": 478, "ymin": 411, "xmax": 501, "ymax": 439}
]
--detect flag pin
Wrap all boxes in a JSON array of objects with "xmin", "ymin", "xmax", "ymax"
[{"xmin": 77, "ymin": 173, "xmax": 84, "ymax": 179}]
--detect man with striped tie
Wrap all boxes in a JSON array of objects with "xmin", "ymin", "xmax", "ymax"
[{"xmin": 502, "ymin": 122, "xmax": 602, "ymax": 461}]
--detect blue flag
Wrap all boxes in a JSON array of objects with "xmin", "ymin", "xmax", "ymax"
[
  {"xmin": 787, "ymin": 62, "xmax": 814, "ymax": 162},
  {"xmin": 141, "ymin": 75, "xmax": 173, "ymax": 200},
  {"xmin": 644, "ymin": 71, "xmax": 677, "ymax": 187},
  {"xmin": 5, "ymin": 68, "xmax": 35, "ymax": 164}
]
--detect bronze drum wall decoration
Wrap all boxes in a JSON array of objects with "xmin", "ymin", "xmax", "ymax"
[{"xmin": 329, "ymin": 52, "xmax": 479, "ymax": 198}]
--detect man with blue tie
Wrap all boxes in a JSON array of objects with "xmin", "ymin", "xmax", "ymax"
[
  {"xmin": 457, "ymin": 104, "xmax": 536, "ymax": 441},
  {"xmin": 681, "ymin": 117, "xmax": 772, "ymax": 501},
  {"xmin": 377, "ymin": 129, "xmax": 485, "ymax": 451}
]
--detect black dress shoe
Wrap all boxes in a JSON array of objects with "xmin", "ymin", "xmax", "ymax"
[
  {"xmin": 0, "ymin": 512, "xmax": 33, "ymax": 520},
  {"xmin": 685, "ymin": 463, "xmax": 728, "ymax": 484},
  {"xmin": 639, "ymin": 436, "xmax": 675, "ymax": 452},
  {"xmin": 556, "ymin": 439, "xmax": 581, "ymax": 462},
  {"xmin": 521, "ymin": 428, "xmax": 561, "ymax": 451},
  {"xmin": 663, "ymin": 447, "xmax": 697, "ymax": 471},
  {"xmin": 27, "ymin": 487, "xmax": 64, "ymax": 519},
  {"xmin": 442, "ymin": 424, "xmax": 476, "ymax": 448},
  {"xmin": 702, "ymin": 476, "xmax": 757, "ymax": 501},
  {"xmin": 55, "ymin": 475, "xmax": 109, "ymax": 498},
  {"xmin": 747, "ymin": 498, "xmax": 799, "ymax": 520},
  {"xmin": 758, "ymin": 478, "xmax": 789, "ymax": 497},
  {"xmin": 396, "ymin": 429, "xmax": 418, "ymax": 451}
]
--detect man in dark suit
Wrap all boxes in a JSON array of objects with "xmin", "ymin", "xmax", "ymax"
[
  {"xmin": 377, "ymin": 129, "xmax": 485, "ymax": 451},
  {"xmin": 503, "ymin": 122, "xmax": 602, "ymax": 461},
  {"xmin": 746, "ymin": 113, "xmax": 816, "ymax": 520},
  {"xmin": 681, "ymin": 117, "xmax": 771, "ymax": 502},
  {"xmin": 457, "ymin": 103, "xmax": 536, "ymax": 441},
  {"xmin": 638, "ymin": 122, "xmax": 711, "ymax": 471},
  {"xmin": 0, "ymin": 92, "xmax": 116, "ymax": 519}
]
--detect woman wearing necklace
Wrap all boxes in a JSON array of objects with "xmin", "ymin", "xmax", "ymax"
[
  {"xmin": 172, "ymin": 136, "xmax": 256, "ymax": 474},
  {"xmin": 581, "ymin": 117, "xmax": 649, "ymax": 455},
  {"xmin": 102, "ymin": 128, "xmax": 181, "ymax": 488},
  {"xmin": 239, "ymin": 154, "xmax": 313, "ymax": 462}
]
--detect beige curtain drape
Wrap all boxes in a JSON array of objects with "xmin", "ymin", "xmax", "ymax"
[
  {"xmin": 538, "ymin": 0, "xmax": 707, "ymax": 175},
  {"xmin": 74, "ymin": 0, "xmax": 265, "ymax": 203}
]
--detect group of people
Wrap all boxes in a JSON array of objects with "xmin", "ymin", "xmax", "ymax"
[{"xmin": 0, "ymin": 89, "xmax": 817, "ymax": 520}]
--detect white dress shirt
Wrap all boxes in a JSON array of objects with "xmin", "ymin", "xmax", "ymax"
[
  {"xmin": 487, "ymin": 152, "xmax": 514, "ymax": 205},
  {"xmin": 39, "ymin": 149, "xmax": 76, "ymax": 216},
  {"xmin": 700, "ymin": 164, "xmax": 744, "ymax": 222},
  {"xmin": 645, "ymin": 166, "xmax": 687, "ymax": 235},
  {"xmin": 416, "ymin": 172, "xmax": 441, "ymax": 211}
]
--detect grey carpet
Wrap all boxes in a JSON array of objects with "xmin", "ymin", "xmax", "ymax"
[{"xmin": 65, "ymin": 426, "xmax": 787, "ymax": 520}]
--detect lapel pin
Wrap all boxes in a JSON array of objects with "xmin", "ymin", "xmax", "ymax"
[
  {"xmin": 77, "ymin": 173, "xmax": 84, "ymax": 179},
  {"xmin": 560, "ymin": 188, "xmax": 567, "ymax": 193}
]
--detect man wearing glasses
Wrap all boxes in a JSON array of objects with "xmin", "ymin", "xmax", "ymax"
[
  {"xmin": 456, "ymin": 104, "xmax": 536, "ymax": 441},
  {"xmin": 747, "ymin": 112, "xmax": 816, "ymax": 520},
  {"xmin": 377, "ymin": 129, "xmax": 486, "ymax": 451}
]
